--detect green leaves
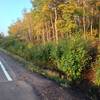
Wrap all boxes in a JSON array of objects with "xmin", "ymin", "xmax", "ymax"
[{"xmin": 57, "ymin": 35, "xmax": 90, "ymax": 82}]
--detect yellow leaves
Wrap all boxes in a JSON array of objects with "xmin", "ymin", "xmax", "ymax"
[
  {"xmin": 85, "ymin": 30, "xmax": 98, "ymax": 41},
  {"xmin": 96, "ymin": 1, "xmax": 100, "ymax": 12},
  {"xmin": 96, "ymin": 2, "xmax": 100, "ymax": 6},
  {"xmin": 27, "ymin": 43, "xmax": 33, "ymax": 49},
  {"xmin": 9, "ymin": 20, "xmax": 23, "ymax": 36},
  {"xmin": 42, "ymin": 5, "xmax": 49, "ymax": 12},
  {"xmin": 58, "ymin": 1, "xmax": 77, "ymax": 14}
]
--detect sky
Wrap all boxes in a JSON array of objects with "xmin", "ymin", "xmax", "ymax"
[{"xmin": 0, "ymin": 0, "xmax": 32, "ymax": 35}]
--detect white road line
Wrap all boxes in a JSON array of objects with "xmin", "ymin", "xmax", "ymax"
[{"xmin": 0, "ymin": 61, "xmax": 12, "ymax": 81}]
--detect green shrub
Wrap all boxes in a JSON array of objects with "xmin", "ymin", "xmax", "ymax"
[
  {"xmin": 56, "ymin": 36, "xmax": 90, "ymax": 82},
  {"xmin": 31, "ymin": 43, "xmax": 55, "ymax": 62}
]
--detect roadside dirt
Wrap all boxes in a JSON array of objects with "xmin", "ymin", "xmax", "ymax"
[{"xmin": 0, "ymin": 51, "xmax": 90, "ymax": 100}]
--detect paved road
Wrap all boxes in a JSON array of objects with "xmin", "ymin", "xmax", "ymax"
[
  {"xmin": 0, "ymin": 54, "xmax": 39, "ymax": 100},
  {"xmin": 0, "ymin": 51, "xmax": 90, "ymax": 100},
  {"xmin": 0, "ymin": 64, "xmax": 7, "ymax": 82}
]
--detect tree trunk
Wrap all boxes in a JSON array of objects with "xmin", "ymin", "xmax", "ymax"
[
  {"xmin": 50, "ymin": 14, "xmax": 55, "ymax": 41},
  {"xmin": 42, "ymin": 27, "xmax": 45, "ymax": 45},
  {"xmin": 45, "ymin": 22, "xmax": 49, "ymax": 42},
  {"xmin": 54, "ymin": 7, "xmax": 58, "ymax": 44},
  {"xmin": 90, "ymin": 8, "xmax": 94, "ymax": 36},
  {"xmin": 83, "ymin": 0, "xmax": 86, "ymax": 39},
  {"xmin": 28, "ymin": 28, "xmax": 32, "ymax": 42},
  {"xmin": 99, "ymin": 16, "xmax": 100, "ymax": 39},
  {"xmin": 90, "ymin": 18, "xmax": 93, "ymax": 36}
]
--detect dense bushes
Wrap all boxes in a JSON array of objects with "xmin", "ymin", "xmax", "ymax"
[
  {"xmin": 0, "ymin": 35, "xmax": 93, "ymax": 83},
  {"xmin": 57, "ymin": 37, "xmax": 90, "ymax": 81},
  {"xmin": 40, "ymin": 36, "xmax": 91, "ymax": 82}
]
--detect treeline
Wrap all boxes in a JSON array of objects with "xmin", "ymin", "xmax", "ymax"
[
  {"xmin": 8, "ymin": 0, "xmax": 100, "ymax": 44},
  {"xmin": 4, "ymin": 0, "xmax": 100, "ymax": 83},
  {"xmin": 0, "ymin": 1, "xmax": 100, "ymax": 97}
]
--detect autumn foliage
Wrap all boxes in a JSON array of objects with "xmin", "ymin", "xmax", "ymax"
[{"xmin": 0, "ymin": 1, "xmax": 100, "ymax": 94}]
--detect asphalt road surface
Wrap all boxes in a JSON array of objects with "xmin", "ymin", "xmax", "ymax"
[
  {"xmin": 0, "ymin": 51, "xmax": 90, "ymax": 100},
  {"xmin": 0, "ymin": 54, "xmax": 39, "ymax": 100}
]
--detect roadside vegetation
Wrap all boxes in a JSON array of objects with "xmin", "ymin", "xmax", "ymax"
[{"xmin": 0, "ymin": 0, "xmax": 100, "ymax": 99}]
